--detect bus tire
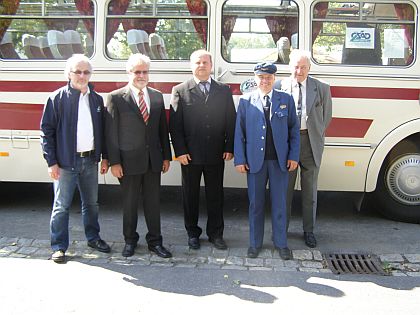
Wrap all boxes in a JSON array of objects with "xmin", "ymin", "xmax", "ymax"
[{"xmin": 371, "ymin": 139, "xmax": 420, "ymax": 223}]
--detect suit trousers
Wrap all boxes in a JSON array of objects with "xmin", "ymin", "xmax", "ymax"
[
  {"xmin": 119, "ymin": 170, "xmax": 162, "ymax": 246},
  {"xmin": 286, "ymin": 133, "xmax": 319, "ymax": 232},
  {"xmin": 181, "ymin": 163, "xmax": 225, "ymax": 239},
  {"xmin": 247, "ymin": 160, "xmax": 288, "ymax": 249}
]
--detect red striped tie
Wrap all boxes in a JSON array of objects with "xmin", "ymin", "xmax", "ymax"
[{"xmin": 138, "ymin": 90, "xmax": 149, "ymax": 124}]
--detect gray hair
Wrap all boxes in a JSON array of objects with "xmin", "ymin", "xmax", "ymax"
[
  {"xmin": 190, "ymin": 49, "xmax": 212, "ymax": 64},
  {"xmin": 64, "ymin": 54, "xmax": 92, "ymax": 78},
  {"xmin": 289, "ymin": 49, "xmax": 311, "ymax": 66},
  {"xmin": 126, "ymin": 53, "xmax": 151, "ymax": 73}
]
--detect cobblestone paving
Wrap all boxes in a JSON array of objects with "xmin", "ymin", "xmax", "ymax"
[{"xmin": 1, "ymin": 237, "xmax": 419, "ymax": 276}]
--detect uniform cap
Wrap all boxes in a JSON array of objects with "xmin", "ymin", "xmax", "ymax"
[{"xmin": 254, "ymin": 62, "xmax": 277, "ymax": 74}]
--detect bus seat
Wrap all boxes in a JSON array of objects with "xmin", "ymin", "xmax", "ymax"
[
  {"xmin": 277, "ymin": 37, "xmax": 290, "ymax": 64},
  {"xmin": 149, "ymin": 33, "xmax": 161, "ymax": 59},
  {"xmin": 291, "ymin": 33, "xmax": 298, "ymax": 49},
  {"xmin": 0, "ymin": 32, "xmax": 20, "ymax": 59},
  {"xmin": 158, "ymin": 35, "xmax": 168, "ymax": 59},
  {"xmin": 127, "ymin": 29, "xmax": 143, "ymax": 54},
  {"xmin": 86, "ymin": 34, "xmax": 94, "ymax": 56},
  {"xmin": 38, "ymin": 36, "xmax": 54, "ymax": 59},
  {"xmin": 22, "ymin": 34, "xmax": 46, "ymax": 59},
  {"xmin": 64, "ymin": 30, "xmax": 84, "ymax": 54},
  {"xmin": 48, "ymin": 30, "xmax": 73, "ymax": 59},
  {"xmin": 139, "ymin": 30, "xmax": 153, "ymax": 58},
  {"xmin": 47, "ymin": 30, "xmax": 65, "ymax": 59}
]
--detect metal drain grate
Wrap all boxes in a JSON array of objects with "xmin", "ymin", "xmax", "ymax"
[{"xmin": 325, "ymin": 253, "xmax": 388, "ymax": 275}]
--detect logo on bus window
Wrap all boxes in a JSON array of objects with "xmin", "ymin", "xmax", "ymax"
[
  {"xmin": 240, "ymin": 78, "xmax": 258, "ymax": 94},
  {"xmin": 345, "ymin": 28, "xmax": 375, "ymax": 49}
]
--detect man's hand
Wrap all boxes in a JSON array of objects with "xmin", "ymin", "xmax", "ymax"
[
  {"xmin": 48, "ymin": 164, "xmax": 60, "ymax": 180},
  {"xmin": 223, "ymin": 152, "xmax": 233, "ymax": 161},
  {"xmin": 100, "ymin": 159, "xmax": 109, "ymax": 174},
  {"xmin": 111, "ymin": 164, "xmax": 124, "ymax": 178},
  {"xmin": 162, "ymin": 160, "xmax": 170, "ymax": 173},
  {"xmin": 177, "ymin": 154, "xmax": 191, "ymax": 165},
  {"xmin": 235, "ymin": 164, "xmax": 249, "ymax": 173},
  {"xmin": 287, "ymin": 160, "xmax": 298, "ymax": 172}
]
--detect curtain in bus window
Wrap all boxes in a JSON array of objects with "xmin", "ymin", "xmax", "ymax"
[
  {"xmin": 75, "ymin": 0, "xmax": 95, "ymax": 40},
  {"xmin": 106, "ymin": 0, "xmax": 130, "ymax": 44},
  {"xmin": 186, "ymin": 0, "xmax": 207, "ymax": 45},
  {"xmin": 312, "ymin": 2, "xmax": 328, "ymax": 44},
  {"xmin": 222, "ymin": 15, "xmax": 237, "ymax": 43},
  {"xmin": 394, "ymin": 3, "xmax": 414, "ymax": 63},
  {"xmin": 0, "ymin": 0, "xmax": 20, "ymax": 43},
  {"xmin": 265, "ymin": 16, "xmax": 298, "ymax": 45}
]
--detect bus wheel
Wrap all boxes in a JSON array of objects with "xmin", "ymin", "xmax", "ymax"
[{"xmin": 372, "ymin": 142, "xmax": 420, "ymax": 223}]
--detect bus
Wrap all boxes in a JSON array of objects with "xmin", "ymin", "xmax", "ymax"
[{"xmin": 1, "ymin": 0, "xmax": 419, "ymax": 223}]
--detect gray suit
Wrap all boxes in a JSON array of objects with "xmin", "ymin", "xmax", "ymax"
[{"xmin": 274, "ymin": 76, "xmax": 332, "ymax": 232}]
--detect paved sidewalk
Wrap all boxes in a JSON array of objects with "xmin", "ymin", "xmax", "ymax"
[{"xmin": 1, "ymin": 236, "xmax": 420, "ymax": 277}]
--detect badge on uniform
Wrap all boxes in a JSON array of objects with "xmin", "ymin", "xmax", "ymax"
[
  {"xmin": 97, "ymin": 106, "xmax": 101, "ymax": 112},
  {"xmin": 280, "ymin": 104, "xmax": 287, "ymax": 109}
]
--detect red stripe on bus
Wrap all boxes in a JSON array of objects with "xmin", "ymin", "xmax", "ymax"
[
  {"xmin": 1, "ymin": 81, "xmax": 419, "ymax": 99},
  {"xmin": 1, "ymin": 102, "xmax": 371, "ymax": 138},
  {"xmin": 326, "ymin": 117, "xmax": 372, "ymax": 138},
  {"xmin": 0, "ymin": 103, "xmax": 43, "ymax": 130}
]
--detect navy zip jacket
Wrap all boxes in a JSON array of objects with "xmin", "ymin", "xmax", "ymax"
[{"xmin": 40, "ymin": 82, "xmax": 108, "ymax": 168}]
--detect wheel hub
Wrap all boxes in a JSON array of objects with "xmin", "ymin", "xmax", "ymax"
[{"xmin": 386, "ymin": 154, "xmax": 420, "ymax": 205}]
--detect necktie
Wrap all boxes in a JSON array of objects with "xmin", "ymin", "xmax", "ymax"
[
  {"xmin": 138, "ymin": 90, "xmax": 149, "ymax": 125},
  {"xmin": 199, "ymin": 81, "xmax": 209, "ymax": 97},
  {"xmin": 263, "ymin": 95, "xmax": 271, "ymax": 122},
  {"xmin": 297, "ymin": 83, "xmax": 302, "ymax": 127}
]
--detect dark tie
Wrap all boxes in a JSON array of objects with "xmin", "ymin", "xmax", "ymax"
[
  {"xmin": 199, "ymin": 81, "xmax": 209, "ymax": 97},
  {"xmin": 297, "ymin": 83, "xmax": 302, "ymax": 127},
  {"xmin": 263, "ymin": 95, "xmax": 271, "ymax": 119},
  {"xmin": 138, "ymin": 90, "xmax": 149, "ymax": 125}
]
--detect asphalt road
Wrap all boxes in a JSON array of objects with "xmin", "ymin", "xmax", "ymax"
[{"xmin": 1, "ymin": 182, "xmax": 420, "ymax": 254}]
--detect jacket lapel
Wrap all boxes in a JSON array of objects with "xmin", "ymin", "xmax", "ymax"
[
  {"xmin": 251, "ymin": 90, "xmax": 264, "ymax": 115},
  {"xmin": 305, "ymin": 76, "xmax": 317, "ymax": 115},
  {"xmin": 123, "ymin": 85, "xmax": 142, "ymax": 119}
]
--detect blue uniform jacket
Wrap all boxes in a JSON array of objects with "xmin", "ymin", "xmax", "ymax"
[
  {"xmin": 40, "ymin": 82, "xmax": 107, "ymax": 168},
  {"xmin": 234, "ymin": 89, "xmax": 300, "ymax": 173}
]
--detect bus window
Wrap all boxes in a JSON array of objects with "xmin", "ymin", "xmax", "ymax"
[
  {"xmin": 312, "ymin": 1, "xmax": 415, "ymax": 66},
  {"xmin": 106, "ymin": 0, "xmax": 208, "ymax": 60},
  {"xmin": 0, "ymin": 0, "xmax": 96, "ymax": 60},
  {"xmin": 221, "ymin": 0, "xmax": 298, "ymax": 64}
]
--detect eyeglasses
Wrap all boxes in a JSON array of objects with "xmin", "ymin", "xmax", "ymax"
[
  {"xmin": 132, "ymin": 70, "xmax": 149, "ymax": 75},
  {"xmin": 71, "ymin": 70, "xmax": 91, "ymax": 76}
]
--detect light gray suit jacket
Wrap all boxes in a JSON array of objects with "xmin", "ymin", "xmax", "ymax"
[{"xmin": 274, "ymin": 76, "xmax": 332, "ymax": 167}]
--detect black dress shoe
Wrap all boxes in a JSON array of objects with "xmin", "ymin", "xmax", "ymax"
[
  {"xmin": 209, "ymin": 237, "xmax": 227, "ymax": 250},
  {"xmin": 188, "ymin": 237, "xmax": 200, "ymax": 250},
  {"xmin": 304, "ymin": 232, "xmax": 317, "ymax": 248},
  {"xmin": 87, "ymin": 239, "xmax": 111, "ymax": 253},
  {"xmin": 278, "ymin": 247, "xmax": 291, "ymax": 260},
  {"xmin": 247, "ymin": 247, "xmax": 260, "ymax": 258},
  {"xmin": 148, "ymin": 245, "xmax": 172, "ymax": 258},
  {"xmin": 122, "ymin": 243, "xmax": 137, "ymax": 257}
]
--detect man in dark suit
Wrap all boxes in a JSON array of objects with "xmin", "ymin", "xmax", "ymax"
[
  {"xmin": 169, "ymin": 50, "xmax": 236, "ymax": 250},
  {"xmin": 274, "ymin": 49, "xmax": 332, "ymax": 248},
  {"xmin": 234, "ymin": 62, "xmax": 300, "ymax": 259},
  {"xmin": 105, "ymin": 53, "xmax": 172, "ymax": 258}
]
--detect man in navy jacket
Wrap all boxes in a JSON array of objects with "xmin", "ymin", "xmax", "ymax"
[
  {"xmin": 234, "ymin": 62, "xmax": 299, "ymax": 259},
  {"xmin": 41, "ymin": 54, "xmax": 110, "ymax": 263}
]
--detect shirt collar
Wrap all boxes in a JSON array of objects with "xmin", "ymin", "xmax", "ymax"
[
  {"xmin": 258, "ymin": 89, "xmax": 273, "ymax": 102},
  {"xmin": 129, "ymin": 84, "xmax": 148, "ymax": 97},
  {"xmin": 194, "ymin": 77, "xmax": 211, "ymax": 85}
]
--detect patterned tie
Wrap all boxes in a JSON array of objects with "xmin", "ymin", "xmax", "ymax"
[
  {"xmin": 199, "ymin": 81, "xmax": 209, "ymax": 97},
  {"xmin": 297, "ymin": 82, "xmax": 302, "ymax": 127},
  {"xmin": 138, "ymin": 90, "xmax": 149, "ymax": 125},
  {"xmin": 263, "ymin": 95, "xmax": 271, "ymax": 122}
]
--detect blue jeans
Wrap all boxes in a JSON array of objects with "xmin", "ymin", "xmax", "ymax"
[{"xmin": 50, "ymin": 156, "xmax": 101, "ymax": 251}]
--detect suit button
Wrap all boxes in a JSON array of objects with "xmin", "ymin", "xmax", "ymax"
[
  {"xmin": 261, "ymin": 136, "xmax": 264, "ymax": 140},
  {"xmin": 146, "ymin": 145, "xmax": 149, "ymax": 149},
  {"xmin": 260, "ymin": 148, "xmax": 264, "ymax": 151},
  {"xmin": 262, "ymin": 126, "xmax": 266, "ymax": 129}
]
